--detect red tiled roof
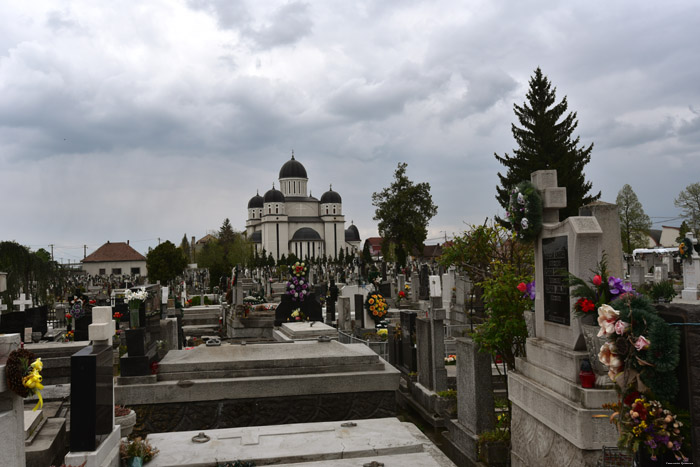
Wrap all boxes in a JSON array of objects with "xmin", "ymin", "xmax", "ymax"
[
  {"xmin": 196, "ymin": 234, "xmax": 217, "ymax": 244},
  {"xmin": 82, "ymin": 242, "xmax": 146, "ymax": 263}
]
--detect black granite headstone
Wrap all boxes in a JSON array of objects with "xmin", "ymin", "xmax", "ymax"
[
  {"xmin": 379, "ymin": 282, "xmax": 391, "ymax": 299},
  {"xmin": 26, "ymin": 306, "xmax": 48, "ymax": 336},
  {"xmin": 542, "ymin": 236, "xmax": 570, "ymax": 325},
  {"xmin": 419, "ymin": 265, "xmax": 430, "ymax": 300},
  {"xmin": 125, "ymin": 328, "xmax": 146, "ymax": 356},
  {"xmin": 74, "ymin": 311, "xmax": 93, "ymax": 341},
  {"xmin": 354, "ymin": 294, "xmax": 365, "ymax": 327},
  {"xmin": 274, "ymin": 294, "xmax": 323, "ymax": 326},
  {"xmin": 70, "ymin": 344, "xmax": 113, "ymax": 452},
  {"xmin": 399, "ymin": 311, "xmax": 417, "ymax": 373},
  {"xmin": 0, "ymin": 311, "xmax": 25, "ymax": 336}
]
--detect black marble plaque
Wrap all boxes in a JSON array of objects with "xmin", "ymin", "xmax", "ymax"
[
  {"xmin": 74, "ymin": 311, "xmax": 93, "ymax": 341},
  {"xmin": 274, "ymin": 293, "xmax": 322, "ymax": 326},
  {"xmin": 26, "ymin": 306, "xmax": 48, "ymax": 336},
  {"xmin": 399, "ymin": 311, "xmax": 417, "ymax": 373},
  {"xmin": 542, "ymin": 236, "xmax": 570, "ymax": 325},
  {"xmin": 70, "ymin": 344, "xmax": 114, "ymax": 451},
  {"xmin": 0, "ymin": 311, "xmax": 25, "ymax": 336},
  {"xmin": 354, "ymin": 294, "xmax": 365, "ymax": 327}
]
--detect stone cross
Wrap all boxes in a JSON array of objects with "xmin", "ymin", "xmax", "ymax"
[
  {"xmin": 13, "ymin": 293, "xmax": 32, "ymax": 311},
  {"xmin": 88, "ymin": 306, "xmax": 116, "ymax": 346},
  {"xmin": 531, "ymin": 170, "xmax": 567, "ymax": 222}
]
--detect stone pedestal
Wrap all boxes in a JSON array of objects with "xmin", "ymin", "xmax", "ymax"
[
  {"xmin": 681, "ymin": 256, "xmax": 700, "ymax": 301},
  {"xmin": 0, "ymin": 334, "xmax": 26, "ymax": 467}
]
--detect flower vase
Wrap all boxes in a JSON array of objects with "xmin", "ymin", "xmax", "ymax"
[
  {"xmin": 634, "ymin": 448, "xmax": 677, "ymax": 466},
  {"xmin": 127, "ymin": 457, "xmax": 144, "ymax": 467},
  {"xmin": 580, "ymin": 324, "xmax": 613, "ymax": 388},
  {"xmin": 578, "ymin": 312, "xmax": 597, "ymax": 326},
  {"xmin": 129, "ymin": 301, "xmax": 141, "ymax": 328}
]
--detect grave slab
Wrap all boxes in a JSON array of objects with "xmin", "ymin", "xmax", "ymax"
[{"xmin": 276, "ymin": 321, "xmax": 338, "ymax": 341}]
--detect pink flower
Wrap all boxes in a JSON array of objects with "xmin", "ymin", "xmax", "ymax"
[
  {"xmin": 597, "ymin": 304, "xmax": 620, "ymax": 338},
  {"xmin": 614, "ymin": 320, "xmax": 629, "ymax": 335},
  {"xmin": 598, "ymin": 342, "xmax": 623, "ymax": 380},
  {"xmin": 592, "ymin": 275, "xmax": 602, "ymax": 286},
  {"xmin": 634, "ymin": 336, "xmax": 650, "ymax": 351}
]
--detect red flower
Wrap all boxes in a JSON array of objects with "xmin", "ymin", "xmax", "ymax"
[
  {"xmin": 592, "ymin": 275, "xmax": 602, "ymax": 286},
  {"xmin": 516, "ymin": 282, "xmax": 527, "ymax": 293},
  {"xmin": 89, "ymin": 299, "xmax": 96, "ymax": 305},
  {"xmin": 399, "ymin": 291, "xmax": 406, "ymax": 298},
  {"xmin": 577, "ymin": 298, "xmax": 595, "ymax": 313},
  {"xmin": 623, "ymin": 391, "xmax": 640, "ymax": 406}
]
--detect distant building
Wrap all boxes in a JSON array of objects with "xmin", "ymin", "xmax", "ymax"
[
  {"xmin": 364, "ymin": 237, "xmax": 383, "ymax": 260},
  {"xmin": 82, "ymin": 241, "xmax": 147, "ymax": 277},
  {"xmin": 245, "ymin": 153, "xmax": 360, "ymax": 261},
  {"xmin": 647, "ymin": 225, "xmax": 680, "ymax": 248}
]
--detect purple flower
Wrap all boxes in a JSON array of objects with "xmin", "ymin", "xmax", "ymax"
[
  {"xmin": 525, "ymin": 281, "xmax": 536, "ymax": 300},
  {"xmin": 608, "ymin": 276, "xmax": 623, "ymax": 295}
]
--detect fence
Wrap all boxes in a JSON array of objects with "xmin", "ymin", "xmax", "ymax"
[{"xmin": 338, "ymin": 330, "xmax": 388, "ymax": 361}]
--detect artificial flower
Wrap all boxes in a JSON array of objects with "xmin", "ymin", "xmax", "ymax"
[
  {"xmin": 517, "ymin": 282, "xmax": 527, "ymax": 293},
  {"xmin": 614, "ymin": 320, "xmax": 629, "ymax": 335},
  {"xmin": 634, "ymin": 335, "xmax": 651, "ymax": 351},
  {"xmin": 521, "ymin": 218, "xmax": 529, "ymax": 229},
  {"xmin": 592, "ymin": 275, "xmax": 602, "ymax": 286},
  {"xmin": 597, "ymin": 304, "xmax": 620, "ymax": 337}
]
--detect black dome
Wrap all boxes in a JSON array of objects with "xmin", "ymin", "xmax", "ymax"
[
  {"xmin": 279, "ymin": 154, "xmax": 308, "ymax": 179},
  {"xmin": 263, "ymin": 187, "xmax": 285, "ymax": 203},
  {"xmin": 291, "ymin": 227, "xmax": 322, "ymax": 241},
  {"xmin": 247, "ymin": 193, "xmax": 263, "ymax": 208},
  {"xmin": 249, "ymin": 231, "xmax": 262, "ymax": 243},
  {"xmin": 320, "ymin": 187, "xmax": 342, "ymax": 204},
  {"xmin": 345, "ymin": 224, "xmax": 360, "ymax": 242}
]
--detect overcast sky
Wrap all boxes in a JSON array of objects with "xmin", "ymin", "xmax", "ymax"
[{"xmin": 1, "ymin": 1, "xmax": 699, "ymax": 262}]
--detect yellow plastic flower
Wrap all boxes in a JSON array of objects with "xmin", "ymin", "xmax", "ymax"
[
  {"xmin": 368, "ymin": 298, "xmax": 374, "ymax": 304},
  {"xmin": 372, "ymin": 311, "xmax": 378, "ymax": 316}
]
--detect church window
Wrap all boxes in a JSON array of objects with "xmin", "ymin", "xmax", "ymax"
[
  {"xmin": 275, "ymin": 206, "xmax": 279, "ymax": 214},
  {"xmin": 333, "ymin": 206, "xmax": 336, "ymax": 214},
  {"xmin": 325, "ymin": 208, "xmax": 328, "ymax": 215},
  {"xmin": 268, "ymin": 207, "xmax": 271, "ymax": 214}
]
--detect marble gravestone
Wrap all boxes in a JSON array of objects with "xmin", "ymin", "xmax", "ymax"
[
  {"xmin": 681, "ymin": 233, "xmax": 700, "ymax": 301},
  {"xmin": 508, "ymin": 170, "xmax": 618, "ymax": 467}
]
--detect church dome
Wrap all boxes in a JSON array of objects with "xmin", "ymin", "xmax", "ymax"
[
  {"xmin": 247, "ymin": 192, "xmax": 264, "ymax": 209},
  {"xmin": 291, "ymin": 227, "xmax": 322, "ymax": 241},
  {"xmin": 320, "ymin": 187, "xmax": 342, "ymax": 204},
  {"xmin": 345, "ymin": 224, "xmax": 360, "ymax": 242},
  {"xmin": 279, "ymin": 154, "xmax": 308, "ymax": 179},
  {"xmin": 263, "ymin": 186, "xmax": 285, "ymax": 203}
]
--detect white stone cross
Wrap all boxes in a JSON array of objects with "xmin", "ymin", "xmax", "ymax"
[
  {"xmin": 89, "ymin": 306, "xmax": 116, "ymax": 346},
  {"xmin": 13, "ymin": 293, "xmax": 32, "ymax": 311}
]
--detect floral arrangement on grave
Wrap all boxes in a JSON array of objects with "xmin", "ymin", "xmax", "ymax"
[
  {"xmin": 290, "ymin": 308, "xmax": 307, "ymax": 321},
  {"xmin": 69, "ymin": 296, "xmax": 86, "ymax": 320},
  {"xmin": 595, "ymin": 294, "xmax": 688, "ymax": 461},
  {"xmin": 516, "ymin": 280, "xmax": 536, "ymax": 302},
  {"xmin": 397, "ymin": 289, "xmax": 407, "ymax": 304},
  {"xmin": 125, "ymin": 289, "xmax": 148, "ymax": 328},
  {"xmin": 678, "ymin": 237, "xmax": 693, "ymax": 261},
  {"xmin": 113, "ymin": 311, "xmax": 123, "ymax": 321},
  {"xmin": 120, "ymin": 437, "xmax": 159, "ymax": 464},
  {"xmin": 286, "ymin": 261, "xmax": 310, "ymax": 302},
  {"xmin": 365, "ymin": 293, "xmax": 388, "ymax": 323},
  {"xmin": 65, "ymin": 312, "xmax": 73, "ymax": 327},
  {"xmin": 505, "ymin": 180, "xmax": 543, "ymax": 242},
  {"xmin": 5, "ymin": 349, "xmax": 44, "ymax": 411},
  {"xmin": 63, "ymin": 330, "xmax": 74, "ymax": 342},
  {"xmin": 444, "ymin": 354, "xmax": 456, "ymax": 365},
  {"xmin": 567, "ymin": 256, "xmax": 636, "ymax": 321}
]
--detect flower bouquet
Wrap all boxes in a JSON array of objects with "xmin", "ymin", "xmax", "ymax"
[
  {"xmin": 595, "ymin": 294, "xmax": 687, "ymax": 461},
  {"xmin": 69, "ymin": 296, "xmax": 86, "ymax": 320},
  {"xmin": 505, "ymin": 180, "xmax": 543, "ymax": 242},
  {"xmin": 125, "ymin": 289, "xmax": 148, "ymax": 328},
  {"xmin": 120, "ymin": 437, "xmax": 159, "ymax": 466},
  {"xmin": 567, "ymin": 256, "xmax": 636, "ymax": 321},
  {"xmin": 286, "ymin": 262, "xmax": 310, "ymax": 302},
  {"xmin": 63, "ymin": 330, "xmax": 74, "ymax": 342},
  {"xmin": 444, "ymin": 354, "xmax": 456, "ymax": 365},
  {"xmin": 678, "ymin": 237, "xmax": 693, "ymax": 261},
  {"xmin": 365, "ymin": 293, "xmax": 388, "ymax": 323},
  {"xmin": 290, "ymin": 308, "xmax": 307, "ymax": 321},
  {"xmin": 5, "ymin": 349, "xmax": 44, "ymax": 411}
]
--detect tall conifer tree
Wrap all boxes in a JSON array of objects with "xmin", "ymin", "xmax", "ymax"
[{"xmin": 495, "ymin": 67, "xmax": 599, "ymax": 220}]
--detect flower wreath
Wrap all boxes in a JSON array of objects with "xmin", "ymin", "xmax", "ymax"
[
  {"xmin": 596, "ymin": 295, "xmax": 688, "ymax": 460},
  {"xmin": 5, "ymin": 348, "xmax": 44, "ymax": 411},
  {"xmin": 678, "ymin": 237, "xmax": 693, "ymax": 261},
  {"xmin": 365, "ymin": 293, "xmax": 388, "ymax": 323},
  {"xmin": 506, "ymin": 180, "xmax": 543, "ymax": 242},
  {"xmin": 286, "ymin": 262, "xmax": 310, "ymax": 302}
]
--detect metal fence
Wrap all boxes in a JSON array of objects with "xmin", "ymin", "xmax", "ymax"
[{"xmin": 338, "ymin": 330, "xmax": 389, "ymax": 361}]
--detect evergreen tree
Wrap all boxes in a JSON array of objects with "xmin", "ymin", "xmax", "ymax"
[
  {"xmin": 337, "ymin": 248, "xmax": 345, "ymax": 264},
  {"xmin": 495, "ymin": 67, "xmax": 599, "ymax": 220},
  {"xmin": 616, "ymin": 184, "xmax": 652, "ymax": 254},
  {"xmin": 372, "ymin": 162, "xmax": 438, "ymax": 267},
  {"xmin": 674, "ymin": 182, "xmax": 700, "ymax": 236},
  {"xmin": 179, "ymin": 234, "xmax": 191, "ymax": 263},
  {"xmin": 677, "ymin": 221, "xmax": 690, "ymax": 243},
  {"xmin": 362, "ymin": 241, "xmax": 372, "ymax": 264}
]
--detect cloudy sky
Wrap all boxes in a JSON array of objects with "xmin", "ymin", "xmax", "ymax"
[{"xmin": 1, "ymin": 1, "xmax": 699, "ymax": 262}]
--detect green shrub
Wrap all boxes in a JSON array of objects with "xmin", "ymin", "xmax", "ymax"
[
  {"xmin": 649, "ymin": 280, "xmax": 677, "ymax": 302},
  {"xmin": 190, "ymin": 296, "xmax": 201, "ymax": 306}
]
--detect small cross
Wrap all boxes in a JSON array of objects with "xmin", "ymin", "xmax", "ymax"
[{"xmin": 13, "ymin": 293, "xmax": 32, "ymax": 311}]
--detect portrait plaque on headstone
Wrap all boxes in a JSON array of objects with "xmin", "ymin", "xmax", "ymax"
[{"xmin": 542, "ymin": 235, "xmax": 570, "ymax": 325}]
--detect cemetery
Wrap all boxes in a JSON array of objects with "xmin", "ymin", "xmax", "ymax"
[{"xmin": 1, "ymin": 171, "xmax": 699, "ymax": 465}]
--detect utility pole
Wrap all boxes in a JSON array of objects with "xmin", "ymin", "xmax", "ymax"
[
  {"xmin": 158, "ymin": 237, "xmax": 161, "ymax": 245},
  {"xmin": 49, "ymin": 244, "xmax": 54, "ymax": 261},
  {"xmin": 83, "ymin": 245, "xmax": 87, "ymax": 259}
]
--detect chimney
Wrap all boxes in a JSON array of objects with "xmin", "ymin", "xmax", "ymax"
[{"xmin": 127, "ymin": 240, "xmax": 129, "ymax": 245}]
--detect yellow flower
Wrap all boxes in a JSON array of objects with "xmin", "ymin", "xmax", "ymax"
[
  {"xmin": 372, "ymin": 311, "xmax": 378, "ymax": 316},
  {"xmin": 368, "ymin": 298, "xmax": 374, "ymax": 305}
]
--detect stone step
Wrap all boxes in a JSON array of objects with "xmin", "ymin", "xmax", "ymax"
[
  {"xmin": 182, "ymin": 316, "xmax": 219, "ymax": 326},
  {"xmin": 157, "ymin": 362, "xmax": 388, "ymax": 381}
]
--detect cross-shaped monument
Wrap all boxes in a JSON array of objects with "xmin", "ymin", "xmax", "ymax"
[{"xmin": 13, "ymin": 293, "xmax": 32, "ymax": 311}]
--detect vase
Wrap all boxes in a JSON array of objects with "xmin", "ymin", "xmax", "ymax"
[
  {"xmin": 580, "ymin": 324, "xmax": 613, "ymax": 388},
  {"xmin": 129, "ymin": 301, "xmax": 141, "ymax": 328},
  {"xmin": 634, "ymin": 448, "xmax": 678, "ymax": 466},
  {"xmin": 115, "ymin": 409, "xmax": 136, "ymax": 437},
  {"xmin": 126, "ymin": 457, "xmax": 143, "ymax": 467},
  {"xmin": 578, "ymin": 312, "xmax": 597, "ymax": 326}
]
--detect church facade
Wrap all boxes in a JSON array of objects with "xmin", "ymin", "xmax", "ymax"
[{"xmin": 246, "ymin": 154, "xmax": 361, "ymax": 261}]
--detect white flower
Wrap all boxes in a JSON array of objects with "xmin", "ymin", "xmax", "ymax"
[
  {"xmin": 521, "ymin": 218, "xmax": 529, "ymax": 230},
  {"xmin": 517, "ymin": 193, "xmax": 525, "ymax": 205},
  {"xmin": 597, "ymin": 304, "xmax": 620, "ymax": 337}
]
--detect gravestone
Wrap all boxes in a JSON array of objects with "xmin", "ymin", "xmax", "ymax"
[
  {"xmin": 13, "ymin": 293, "xmax": 32, "ymax": 311},
  {"xmin": 354, "ymin": 294, "xmax": 365, "ymax": 328},
  {"xmin": 337, "ymin": 296, "xmax": 352, "ymax": 332},
  {"xmin": 274, "ymin": 294, "xmax": 322, "ymax": 326},
  {"xmin": 74, "ymin": 310, "xmax": 93, "ymax": 342},
  {"xmin": 399, "ymin": 311, "xmax": 417, "ymax": 374},
  {"xmin": 411, "ymin": 272, "xmax": 419, "ymax": 302},
  {"xmin": 326, "ymin": 280, "xmax": 339, "ymax": 324},
  {"xmin": 0, "ymin": 311, "xmax": 25, "ymax": 337},
  {"xmin": 578, "ymin": 201, "xmax": 624, "ymax": 279},
  {"xmin": 629, "ymin": 262, "xmax": 645, "ymax": 286},
  {"xmin": 509, "ymin": 170, "xmax": 618, "ymax": 466},
  {"xmin": 419, "ymin": 265, "xmax": 430, "ymax": 300},
  {"xmin": 416, "ymin": 302, "xmax": 447, "ymax": 393},
  {"xmin": 0, "ymin": 334, "xmax": 26, "ymax": 467},
  {"xmin": 378, "ymin": 282, "xmax": 391, "ymax": 299},
  {"xmin": 681, "ymin": 233, "xmax": 700, "ymax": 301},
  {"xmin": 25, "ymin": 305, "xmax": 48, "ymax": 337},
  {"xmin": 653, "ymin": 264, "xmax": 668, "ymax": 283},
  {"xmin": 397, "ymin": 274, "xmax": 406, "ymax": 294}
]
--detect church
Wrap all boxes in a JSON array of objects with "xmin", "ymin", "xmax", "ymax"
[{"xmin": 246, "ymin": 153, "xmax": 361, "ymax": 261}]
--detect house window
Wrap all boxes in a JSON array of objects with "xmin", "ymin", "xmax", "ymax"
[
  {"xmin": 131, "ymin": 267, "xmax": 141, "ymax": 275},
  {"xmin": 112, "ymin": 268, "xmax": 122, "ymax": 275},
  {"xmin": 99, "ymin": 268, "xmax": 106, "ymax": 275}
]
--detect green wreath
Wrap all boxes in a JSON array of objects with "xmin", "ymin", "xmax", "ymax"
[
  {"xmin": 506, "ymin": 181, "xmax": 543, "ymax": 242},
  {"xmin": 678, "ymin": 237, "xmax": 693, "ymax": 261}
]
